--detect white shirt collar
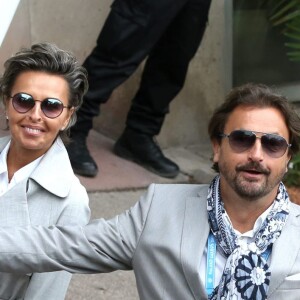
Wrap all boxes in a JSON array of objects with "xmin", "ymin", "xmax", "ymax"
[
  {"xmin": 0, "ymin": 140, "xmax": 44, "ymax": 196},
  {"xmin": 223, "ymin": 204, "xmax": 272, "ymax": 239}
]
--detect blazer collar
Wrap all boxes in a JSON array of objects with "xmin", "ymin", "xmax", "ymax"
[
  {"xmin": 30, "ymin": 137, "xmax": 74, "ymax": 197},
  {"xmin": 268, "ymin": 202, "xmax": 300, "ymax": 295},
  {"xmin": 0, "ymin": 136, "xmax": 74, "ymax": 198},
  {"xmin": 181, "ymin": 185, "xmax": 210, "ymax": 299}
]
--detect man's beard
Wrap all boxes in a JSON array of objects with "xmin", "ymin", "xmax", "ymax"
[{"xmin": 220, "ymin": 161, "xmax": 285, "ymax": 201}]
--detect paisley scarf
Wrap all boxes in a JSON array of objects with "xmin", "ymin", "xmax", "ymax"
[{"xmin": 207, "ymin": 175, "xmax": 290, "ymax": 300}]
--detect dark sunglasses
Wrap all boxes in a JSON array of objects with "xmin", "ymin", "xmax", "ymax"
[
  {"xmin": 10, "ymin": 93, "xmax": 71, "ymax": 119},
  {"xmin": 219, "ymin": 130, "xmax": 291, "ymax": 158}
]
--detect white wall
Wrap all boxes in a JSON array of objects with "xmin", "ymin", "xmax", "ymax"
[{"xmin": 0, "ymin": 0, "xmax": 21, "ymax": 47}]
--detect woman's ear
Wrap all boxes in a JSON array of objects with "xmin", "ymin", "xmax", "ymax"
[
  {"xmin": 62, "ymin": 107, "xmax": 75, "ymax": 130},
  {"xmin": 3, "ymin": 97, "xmax": 9, "ymax": 118}
]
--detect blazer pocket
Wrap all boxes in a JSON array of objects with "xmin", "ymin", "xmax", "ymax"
[{"xmin": 278, "ymin": 276, "xmax": 300, "ymax": 290}]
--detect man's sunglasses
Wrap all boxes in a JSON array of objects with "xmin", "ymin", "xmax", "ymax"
[
  {"xmin": 10, "ymin": 93, "xmax": 71, "ymax": 119},
  {"xmin": 219, "ymin": 130, "xmax": 291, "ymax": 158}
]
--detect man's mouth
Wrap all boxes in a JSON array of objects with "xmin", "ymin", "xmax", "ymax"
[
  {"xmin": 236, "ymin": 163, "xmax": 270, "ymax": 175},
  {"xmin": 244, "ymin": 169, "xmax": 262, "ymax": 174}
]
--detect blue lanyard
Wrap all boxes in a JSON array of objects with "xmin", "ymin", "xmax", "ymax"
[
  {"xmin": 206, "ymin": 233, "xmax": 217, "ymax": 296},
  {"xmin": 262, "ymin": 246, "xmax": 271, "ymax": 261},
  {"xmin": 205, "ymin": 233, "xmax": 271, "ymax": 297}
]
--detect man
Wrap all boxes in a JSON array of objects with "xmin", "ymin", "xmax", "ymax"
[
  {"xmin": 0, "ymin": 83, "xmax": 299, "ymax": 299},
  {"xmin": 68, "ymin": 0, "xmax": 212, "ymax": 178}
]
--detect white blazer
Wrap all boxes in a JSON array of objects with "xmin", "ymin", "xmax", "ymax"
[{"xmin": 0, "ymin": 136, "xmax": 90, "ymax": 300}]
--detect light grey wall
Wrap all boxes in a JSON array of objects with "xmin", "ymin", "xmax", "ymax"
[{"xmin": 1, "ymin": 0, "xmax": 231, "ymax": 148}]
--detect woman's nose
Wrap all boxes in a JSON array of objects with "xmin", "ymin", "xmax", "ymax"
[{"xmin": 28, "ymin": 102, "xmax": 43, "ymax": 121}]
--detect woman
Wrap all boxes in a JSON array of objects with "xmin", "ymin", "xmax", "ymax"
[{"xmin": 0, "ymin": 43, "xmax": 90, "ymax": 299}]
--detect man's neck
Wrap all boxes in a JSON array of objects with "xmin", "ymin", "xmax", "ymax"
[
  {"xmin": 224, "ymin": 204, "xmax": 269, "ymax": 233},
  {"xmin": 221, "ymin": 190, "xmax": 277, "ymax": 233}
]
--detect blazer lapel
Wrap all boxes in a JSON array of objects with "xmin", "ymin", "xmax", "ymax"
[
  {"xmin": 181, "ymin": 187, "xmax": 210, "ymax": 299},
  {"xmin": 268, "ymin": 204, "xmax": 300, "ymax": 296}
]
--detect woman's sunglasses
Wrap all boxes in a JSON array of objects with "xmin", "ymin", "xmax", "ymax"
[
  {"xmin": 219, "ymin": 130, "xmax": 291, "ymax": 158},
  {"xmin": 10, "ymin": 92, "xmax": 71, "ymax": 119}
]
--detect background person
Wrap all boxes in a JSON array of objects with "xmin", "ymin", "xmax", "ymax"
[
  {"xmin": 0, "ymin": 84, "xmax": 298, "ymax": 299},
  {"xmin": 67, "ymin": 0, "xmax": 212, "ymax": 178},
  {"xmin": 0, "ymin": 42, "xmax": 90, "ymax": 299}
]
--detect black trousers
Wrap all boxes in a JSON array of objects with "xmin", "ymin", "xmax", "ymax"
[{"xmin": 72, "ymin": 0, "xmax": 211, "ymax": 137}]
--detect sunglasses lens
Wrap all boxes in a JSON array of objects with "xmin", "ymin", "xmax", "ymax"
[
  {"xmin": 226, "ymin": 130, "xmax": 289, "ymax": 158},
  {"xmin": 12, "ymin": 93, "xmax": 35, "ymax": 113},
  {"xmin": 41, "ymin": 99, "xmax": 64, "ymax": 118},
  {"xmin": 229, "ymin": 130, "xmax": 256, "ymax": 152},
  {"xmin": 261, "ymin": 135, "xmax": 288, "ymax": 158}
]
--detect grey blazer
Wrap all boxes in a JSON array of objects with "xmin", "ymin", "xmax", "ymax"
[
  {"xmin": 0, "ymin": 136, "xmax": 90, "ymax": 300},
  {"xmin": 0, "ymin": 184, "xmax": 299, "ymax": 299}
]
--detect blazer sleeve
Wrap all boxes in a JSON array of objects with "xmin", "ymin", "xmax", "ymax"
[
  {"xmin": 24, "ymin": 180, "xmax": 91, "ymax": 300},
  {"xmin": 0, "ymin": 184, "xmax": 155, "ymax": 275}
]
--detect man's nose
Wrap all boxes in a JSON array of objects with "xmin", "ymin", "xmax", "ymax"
[{"xmin": 247, "ymin": 138, "xmax": 264, "ymax": 161}]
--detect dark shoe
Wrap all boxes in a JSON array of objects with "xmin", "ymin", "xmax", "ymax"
[
  {"xmin": 114, "ymin": 129, "xmax": 179, "ymax": 178},
  {"xmin": 66, "ymin": 136, "xmax": 98, "ymax": 177}
]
